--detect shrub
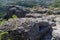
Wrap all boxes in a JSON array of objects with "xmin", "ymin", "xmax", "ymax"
[{"xmin": 12, "ymin": 15, "xmax": 18, "ymax": 18}]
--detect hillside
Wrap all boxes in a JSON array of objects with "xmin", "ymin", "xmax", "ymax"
[
  {"xmin": 0, "ymin": 0, "xmax": 54, "ymax": 6},
  {"xmin": 0, "ymin": 0, "xmax": 60, "ymax": 40},
  {"xmin": 0, "ymin": 0, "xmax": 55, "ymax": 19},
  {"xmin": 50, "ymin": 0, "xmax": 60, "ymax": 8}
]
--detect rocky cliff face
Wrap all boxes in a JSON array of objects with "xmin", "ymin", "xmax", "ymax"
[{"xmin": 0, "ymin": 0, "xmax": 54, "ymax": 7}]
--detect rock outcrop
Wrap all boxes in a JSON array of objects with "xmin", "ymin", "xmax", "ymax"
[
  {"xmin": 0, "ymin": 18, "xmax": 52, "ymax": 40},
  {"xmin": 4, "ymin": 5, "xmax": 30, "ymax": 19}
]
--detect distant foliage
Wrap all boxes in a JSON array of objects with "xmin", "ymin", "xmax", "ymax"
[
  {"xmin": 0, "ymin": 5, "xmax": 7, "ymax": 18},
  {"xmin": 16, "ymin": 1, "xmax": 37, "ymax": 7},
  {"xmin": 50, "ymin": 0, "xmax": 60, "ymax": 8}
]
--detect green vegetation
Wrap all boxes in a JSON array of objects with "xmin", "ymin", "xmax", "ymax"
[
  {"xmin": 0, "ymin": 15, "xmax": 17, "ymax": 26},
  {"xmin": 0, "ymin": 5, "xmax": 6, "ymax": 18},
  {"xmin": 0, "ymin": 19, "xmax": 6, "ymax": 26},
  {"xmin": 0, "ymin": 30, "xmax": 9, "ymax": 40},
  {"xmin": 0, "ymin": 15, "xmax": 18, "ymax": 40},
  {"xmin": 0, "ymin": 31, "xmax": 8, "ymax": 40},
  {"xmin": 16, "ymin": 1, "xmax": 37, "ymax": 7},
  {"xmin": 8, "ymin": 15, "xmax": 18, "ymax": 21},
  {"xmin": 0, "ymin": 0, "xmax": 59, "ymax": 40},
  {"xmin": 0, "ymin": 12, "xmax": 6, "ymax": 18},
  {"xmin": 12, "ymin": 15, "xmax": 18, "ymax": 18},
  {"xmin": 50, "ymin": 0, "xmax": 60, "ymax": 8}
]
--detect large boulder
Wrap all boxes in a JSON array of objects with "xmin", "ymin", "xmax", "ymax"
[{"xmin": 4, "ymin": 5, "xmax": 30, "ymax": 19}]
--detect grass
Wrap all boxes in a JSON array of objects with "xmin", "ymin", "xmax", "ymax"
[
  {"xmin": 0, "ymin": 19, "xmax": 6, "ymax": 26},
  {"xmin": 0, "ymin": 30, "xmax": 8, "ymax": 40},
  {"xmin": 8, "ymin": 14, "xmax": 18, "ymax": 21}
]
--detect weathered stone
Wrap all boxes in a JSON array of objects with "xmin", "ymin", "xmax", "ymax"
[
  {"xmin": 4, "ymin": 5, "xmax": 30, "ymax": 19},
  {"xmin": 52, "ymin": 8, "xmax": 60, "ymax": 14},
  {"xmin": 25, "ymin": 13, "xmax": 43, "ymax": 18},
  {"xmin": 0, "ymin": 18, "xmax": 52, "ymax": 40}
]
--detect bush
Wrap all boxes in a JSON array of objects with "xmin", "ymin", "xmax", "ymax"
[
  {"xmin": 12, "ymin": 15, "xmax": 18, "ymax": 18},
  {"xmin": 0, "ymin": 30, "xmax": 9, "ymax": 40},
  {"xmin": 50, "ymin": 0, "xmax": 60, "ymax": 8},
  {"xmin": 0, "ymin": 19, "xmax": 6, "ymax": 26}
]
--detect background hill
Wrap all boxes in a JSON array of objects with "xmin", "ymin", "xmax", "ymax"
[
  {"xmin": 0, "ymin": 0, "xmax": 54, "ymax": 7},
  {"xmin": 0, "ymin": 0, "xmax": 57, "ymax": 18},
  {"xmin": 50, "ymin": 0, "xmax": 60, "ymax": 8}
]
